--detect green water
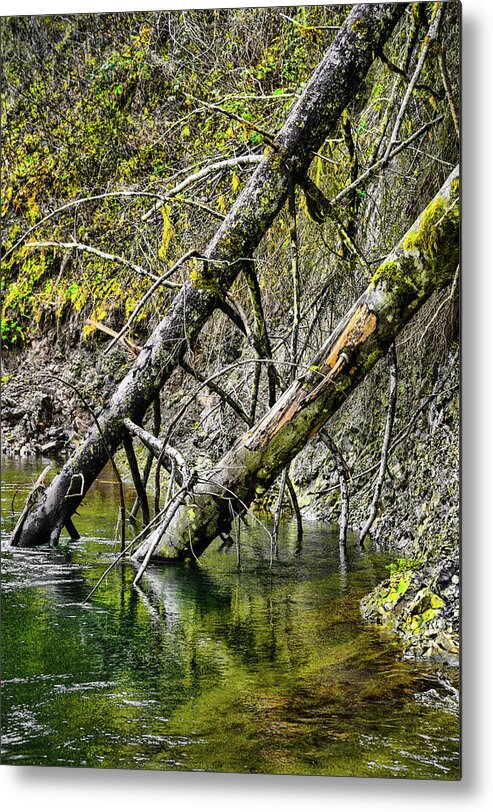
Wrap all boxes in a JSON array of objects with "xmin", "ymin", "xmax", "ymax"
[{"xmin": 1, "ymin": 458, "xmax": 459, "ymax": 778}]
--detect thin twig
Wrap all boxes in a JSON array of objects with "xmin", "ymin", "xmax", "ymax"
[
  {"xmin": 383, "ymin": 3, "xmax": 444, "ymax": 162},
  {"xmin": 359, "ymin": 343, "xmax": 398, "ymax": 546},
  {"xmin": 123, "ymin": 417, "xmax": 190, "ymax": 476},
  {"xmin": 279, "ymin": 12, "xmax": 340, "ymax": 30},
  {"xmin": 243, "ymin": 265, "xmax": 279, "ymax": 407},
  {"xmin": 321, "ymin": 431, "xmax": 350, "ymax": 550},
  {"xmin": 181, "ymin": 359, "xmax": 252, "ymax": 427},
  {"xmin": 186, "ymin": 94, "xmax": 278, "ymax": 147},
  {"xmin": 26, "ymin": 240, "xmax": 166, "ymax": 283},
  {"xmin": 4, "ymin": 190, "xmax": 174, "ymax": 262},
  {"xmin": 378, "ymin": 46, "xmax": 443, "ymax": 100},
  {"xmin": 439, "ymin": 45, "xmax": 460, "ymax": 138},
  {"xmin": 141, "ymin": 154, "xmax": 262, "ymax": 222},
  {"xmin": 288, "ymin": 186, "xmax": 301, "ymax": 369},
  {"xmin": 84, "ymin": 499, "xmax": 173, "ymax": 602},
  {"xmin": 161, "ymin": 357, "xmax": 301, "ymax": 449},
  {"xmin": 331, "ymin": 115, "xmax": 444, "ymax": 206},
  {"xmin": 197, "ymin": 475, "xmax": 274, "ymax": 552},
  {"xmin": 104, "ymin": 249, "xmax": 198, "ymax": 354},
  {"xmin": 133, "ymin": 472, "xmax": 198, "ymax": 586},
  {"xmin": 37, "ymin": 372, "xmax": 126, "ymax": 550},
  {"xmin": 417, "ymin": 265, "xmax": 460, "ymax": 348}
]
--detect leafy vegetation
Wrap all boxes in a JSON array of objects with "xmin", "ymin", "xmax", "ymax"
[
  {"xmin": 2, "ymin": 4, "xmax": 460, "ymax": 661},
  {"xmin": 2, "ymin": 7, "xmax": 344, "ymax": 348}
]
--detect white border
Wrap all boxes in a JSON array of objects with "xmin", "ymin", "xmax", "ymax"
[{"xmin": 1, "ymin": 1, "xmax": 493, "ymax": 810}]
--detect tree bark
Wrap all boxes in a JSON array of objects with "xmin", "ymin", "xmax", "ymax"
[
  {"xmin": 132, "ymin": 166, "xmax": 460, "ymax": 562},
  {"xmin": 9, "ymin": 4, "xmax": 404, "ymax": 548}
]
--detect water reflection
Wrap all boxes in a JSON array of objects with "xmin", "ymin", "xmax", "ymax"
[
  {"xmin": 1, "ymin": 457, "xmax": 460, "ymax": 777},
  {"xmin": 338, "ymin": 541, "xmax": 348, "ymax": 593}
]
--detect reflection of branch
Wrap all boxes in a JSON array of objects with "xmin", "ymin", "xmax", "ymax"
[
  {"xmin": 321, "ymin": 431, "xmax": 350, "ymax": 549},
  {"xmin": 129, "ymin": 397, "xmax": 162, "ymax": 522},
  {"xmin": 123, "ymin": 430, "xmax": 150, "ymax": 527},
  {"xmin": 285, "ymin": 474, "xmax": 303, "ymax": 543},
  {"xmin": 272, "ymin": 467, "xmax": 288, "ymax": 554},
  {"xmin": 84, "ymin": 493, "xmax": 177, "ymax": 602},
  {"xmin": 270, "ymin": 466, "xmax": 303, "ymax": 555},
  {"xmin": 133, "ymin": 472, "xmax": 198, "ymax": 586}
]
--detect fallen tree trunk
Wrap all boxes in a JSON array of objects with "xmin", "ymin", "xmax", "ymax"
[
  {"xmin": 132, "ymin": 166, "xmax": 460, "ymax": 562},
  {"xmin": 9, "ymin": 3, "xmax": 404, "ymax": 548}
]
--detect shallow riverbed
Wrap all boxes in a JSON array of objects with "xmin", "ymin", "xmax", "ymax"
[{"xmin": 1, "ymin": 457, "xmax": 460, "ymax": 778}]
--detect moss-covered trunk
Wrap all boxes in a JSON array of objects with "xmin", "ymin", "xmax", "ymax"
[
  {"xmin": 10, "ymin": 3, "xmax": 404, "ymax": 548},
  {"xmin": 133, "ymin": 166, "xmax": 460, "ymax": 562}
]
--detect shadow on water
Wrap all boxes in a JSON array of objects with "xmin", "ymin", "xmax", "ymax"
[{"xmin": 1, "ymin": 457, "xmax": 459, "ymax": 777}]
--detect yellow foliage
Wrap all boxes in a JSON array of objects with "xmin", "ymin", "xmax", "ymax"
[
  {"xmin": 231, "ymin": 171, "xmax": 241, "ymax": 195},
  {"xmin": 158, "ymin": 204, "xmax": 174, "ymax": 260}
]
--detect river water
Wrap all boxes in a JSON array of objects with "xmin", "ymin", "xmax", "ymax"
[{"xmin": 1, "ymin": 457, "xmax": 459, "ymax": 778}]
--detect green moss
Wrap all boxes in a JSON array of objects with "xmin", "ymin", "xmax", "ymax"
[
  {"xmin": 403, "ymin": 196, "xmax": 446, "ymax": 255},
  {"xmin": 401, "ymin": 185, "xmax": 460, "ymax": 289},
  {"xmin": 264, "ymin": 146, "xmax": 288, "ymax": 173},
  {"xmin": 371, "ymin": 256, "xmax": 421, "ymax": 310},
  {"xmin": 351, "ymin": 18, "xmax": 368, "ymax": 36},
  {"xmin": 189, "ymin": 261, "xmax": 224, "ymax": 299},
  {"xmin": 371, "ymin": 179, "xmax": 459, "ymax": 311},
  {"xmin": 3, "ymin": 10, "xmax": 323, "ymax": 349}
]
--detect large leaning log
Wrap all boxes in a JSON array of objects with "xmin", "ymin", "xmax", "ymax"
[
  {"xmin": 132, "ymin": 166, "xmax": 460, "ymax": 562},
  {"xmin": 9, "ymin": 4, "xmax": 404, "ymax": 548}
]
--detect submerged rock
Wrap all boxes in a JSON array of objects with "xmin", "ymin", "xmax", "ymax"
[{"xmin": 361, "ymin": 555, "xmax": 459, "ymax": 665}]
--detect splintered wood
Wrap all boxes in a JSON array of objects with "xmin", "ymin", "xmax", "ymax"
[{"xmin": 246, "ymin": 304, "xmax": 378, "ymax": 450}]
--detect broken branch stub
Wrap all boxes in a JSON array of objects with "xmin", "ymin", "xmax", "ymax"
[
  {"xmin": 132, "ymin": 166, "xmax": 460, "ymax": 563},
  {"xmin": 9, "ymin": 4, "xmax": 405, "ymax": 548}
]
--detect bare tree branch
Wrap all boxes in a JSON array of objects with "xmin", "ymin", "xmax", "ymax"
[
  {"xmin": 141, "ymin": 154, "xmax": 262, "ymax": 222},
  {"xmin": 26, "ymin": 240, "xmax": 167, "ymax": 284}
]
